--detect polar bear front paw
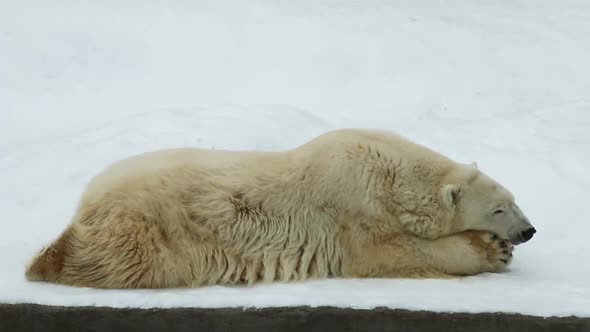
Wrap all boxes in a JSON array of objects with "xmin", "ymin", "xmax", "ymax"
[
  {"xmin": 485, "ymin": 233, "xmax": 514, "ymax": 270},
  {"xmin": 464, "ymin": 231, "xmax": 514, "ymax": 272}
]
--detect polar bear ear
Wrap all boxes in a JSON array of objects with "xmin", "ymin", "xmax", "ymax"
[
  {"xmin": 470, "ymin": 161, "xmax": 478, "ymax": 169},
  {"xmin": 440, "ymin": 184, "xmax": 461, "ymax": 209}
]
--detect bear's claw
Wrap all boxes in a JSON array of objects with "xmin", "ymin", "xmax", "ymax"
[
  {"xmin": 463, "ymin": 231, "xmax": 514, "ymax": 273},
  {"xmin": 485, "ymin": 233, "xmax": 514, "ymax": 270}
]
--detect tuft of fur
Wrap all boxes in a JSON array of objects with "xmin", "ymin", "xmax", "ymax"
[
  {"xmin": 26, "ymin": 229, "xmax": 72, "ymax": 282},
  {"xmin": 26, "ymin": 129, "xmax": 524, "ymax": 288}
]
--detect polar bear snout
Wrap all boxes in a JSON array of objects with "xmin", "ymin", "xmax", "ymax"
[
  {"xmin": 519, "ymin": 227, "xmax": 537, "ymax": 243},
  {"xmin": 510, "ymin": 227, "xmax": 536, "ymax": 245},
  {"xmin": 503, "ymin": 204, "xmax": 535, "ymax": 245}
]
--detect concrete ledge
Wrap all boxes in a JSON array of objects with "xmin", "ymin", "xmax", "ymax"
[{"xmin": 1, "ymin": 304, "xmax": 589, "ymax": 332}]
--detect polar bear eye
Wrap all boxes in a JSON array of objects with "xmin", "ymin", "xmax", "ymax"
[{"xmin": 493, "ymin": 209, "xmax": 505, "ymax": 215}]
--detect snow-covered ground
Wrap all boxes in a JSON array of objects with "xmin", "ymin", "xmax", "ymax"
[{"xmin": 1, "ymin": 0, "xmax": 590, "ymax": 317}]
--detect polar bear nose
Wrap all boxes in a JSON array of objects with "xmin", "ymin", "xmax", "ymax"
[{"xmin": 520, "ymin": 227, "xmax": 536, "ymax": 242}]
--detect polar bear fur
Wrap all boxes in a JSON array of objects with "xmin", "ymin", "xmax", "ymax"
[{"xmin": 25, "ymin": 129, "xmax": 535, "ymax": 288}]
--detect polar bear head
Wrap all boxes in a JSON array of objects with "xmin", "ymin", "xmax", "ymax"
[{"xmin": 441, "ymin": 164, "xmax": 536, "ymax": 245}]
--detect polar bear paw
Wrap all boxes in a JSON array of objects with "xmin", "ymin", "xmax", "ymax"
[
  {"xmin": 464, "ymin": 231, "xmax": 514, "ymax": 272},
  {"xmin": 485, "ymin": 233, "xmax": 514, "ymax": 271}
]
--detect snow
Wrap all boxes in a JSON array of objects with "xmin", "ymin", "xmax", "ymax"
[{"xmin": 1, "ymin": 0, "xmax": 590, "ymax": 318}]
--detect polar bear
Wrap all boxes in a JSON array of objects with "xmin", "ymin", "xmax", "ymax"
[{"xmin": 25, "ymin": 129, "xmax": 535, "ymax": 288}]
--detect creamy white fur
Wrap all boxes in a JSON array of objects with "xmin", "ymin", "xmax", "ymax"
[{"xmin": 26, "ymin": 129, "xmax": 531, "ymax": 288}]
